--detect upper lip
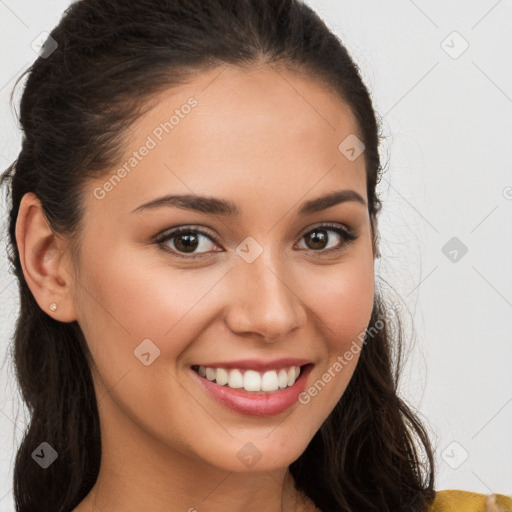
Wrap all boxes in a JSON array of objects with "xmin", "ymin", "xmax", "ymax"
[{"xmin": 192, "ymin": 358, "xmax": 312, "ymax": 372}]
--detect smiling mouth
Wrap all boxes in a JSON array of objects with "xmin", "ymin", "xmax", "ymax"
[{"xmin": 190, "ymin": 363, "xmax": 311, "ymax": 394}]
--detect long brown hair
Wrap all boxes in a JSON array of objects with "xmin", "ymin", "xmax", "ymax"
[{"xmin": 0, "ymin": 1, "xmax": 436, "ymax": 510}]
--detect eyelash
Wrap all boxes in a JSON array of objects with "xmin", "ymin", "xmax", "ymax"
[{"xmin": 154, "ymin": 222, "xmax": 358, "ymax": 260}]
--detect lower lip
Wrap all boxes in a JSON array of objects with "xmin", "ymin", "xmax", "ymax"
[{"xmin": 191, "ymin": 364, "xmax": 313, "ymax": 417}]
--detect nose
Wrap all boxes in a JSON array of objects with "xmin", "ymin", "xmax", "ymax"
[{"xmin": 224, "ymin": 253, "xmax": 306, "ymax": 341}]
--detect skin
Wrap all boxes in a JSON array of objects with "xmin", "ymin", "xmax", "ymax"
[{"xmin": 16, "ymin": 63, "xmax": 377, "ymax": 512}]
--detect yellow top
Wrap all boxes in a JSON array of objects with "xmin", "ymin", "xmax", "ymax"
[{"xmin": 430, "ymin": 490, "xmax": 512, "ymax": 512}]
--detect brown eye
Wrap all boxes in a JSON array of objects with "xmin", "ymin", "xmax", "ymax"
[
  {"xmin": 155, "ymin": 226, "xmax": 220, "ymax": 258},
  {"xmin": 173, "ymin": 231, "xmax": 200, "ymax": 253},
  {"xmin": 297, "ymin": 223, "xmax": 357, "ymax": 254},
  {"xmin": 155, "ymin": 222, "xmax": 357, "ymax": 260},
  {"xmin": 304, "ymin": 229, "xmax": 329, "ymax": 250}
]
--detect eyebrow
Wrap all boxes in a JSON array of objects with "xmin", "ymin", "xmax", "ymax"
[{"xmin": 131, "ymin": 189, "xmax": 367, "ymax": 216}]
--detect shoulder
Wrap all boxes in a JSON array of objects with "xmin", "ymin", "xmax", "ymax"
[{"xmin": 429, "ymin": 489, "xmax": 512, "ymax": 512}]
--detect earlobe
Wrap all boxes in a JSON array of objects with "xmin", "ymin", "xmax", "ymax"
[{"xmin": 15, "ymin": 192, "xmax": 78, "ymax": 322}]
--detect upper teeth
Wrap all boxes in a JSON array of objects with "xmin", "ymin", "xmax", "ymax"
[{"xmin": 196, "ymin": 365, "xmax": 301, "ymax": 392}]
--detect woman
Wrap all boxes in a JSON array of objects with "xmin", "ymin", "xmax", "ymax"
[{"xmin": 1, "ymin": 1, "xmax": 510, "ymax": 511}]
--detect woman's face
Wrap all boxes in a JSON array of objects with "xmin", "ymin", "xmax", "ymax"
[{"xmin": 71, "ymin": 64, "xmax": 376, "ymax": 473}]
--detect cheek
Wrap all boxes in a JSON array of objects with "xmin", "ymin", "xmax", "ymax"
[
  {"xmin": 73, "ymin": 251, "xmax": 229, "ymax": 438},
  {"xmin": 300, "ymin": 256, "xmax": 375, "ymax": 348},
  {"xmin": 295, "ymin": 255, "xmax": 374, "ymax": 405},
  {"xmin": 74, "ymin": 247, "xmax": 230, "ymax": 369}
]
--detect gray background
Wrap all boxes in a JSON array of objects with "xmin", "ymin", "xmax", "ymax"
[{"xmin": 1, "ymin": 0, "xmax": 511, "ymax": 509}]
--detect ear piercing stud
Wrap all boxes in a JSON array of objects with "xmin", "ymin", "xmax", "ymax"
[{"xmin": 49, "ymin": 302, "xmax": 58, "ymax": 312}]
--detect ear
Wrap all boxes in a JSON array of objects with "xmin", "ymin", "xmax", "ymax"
[{"xmin": 15, "ymin": 192, "xmax": 78, "ymax": 322}]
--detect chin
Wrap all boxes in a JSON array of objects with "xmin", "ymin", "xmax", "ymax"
[{"xmin": 196, "ymin": 432, "xmax": 312, "ymax": 474}]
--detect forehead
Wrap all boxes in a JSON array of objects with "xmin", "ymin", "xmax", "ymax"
[{"xmin": 87, "ymin": 64, "xmax": 367, "ymax": 217}]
